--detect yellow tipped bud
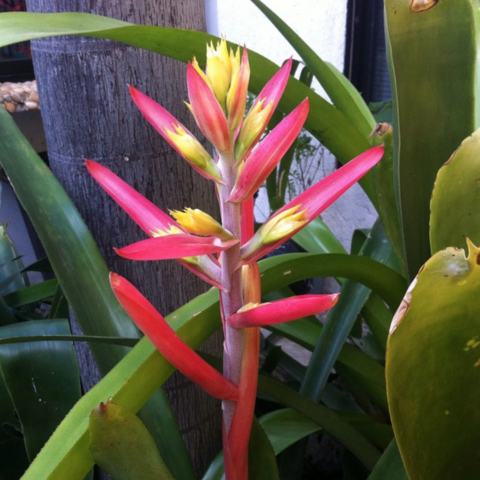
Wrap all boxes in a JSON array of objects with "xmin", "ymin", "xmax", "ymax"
[
  {"xmin": 170, "ymin": 208, "xmax": 233, "ymax": 240},
  {"xmin": 237, "ymin": 302, "xmax": 260, "ymax": 314},
  {"xmin": 151, "ymin": 225, "xmax": 184, "ymax": 237},
  {"xmin": 261, "ymin": 205, "xmax": 308, "ymax": 244},
  {"xmin": 165, "ymin": 125, "xmax": 222, "ymax": 181},
  {"xmin": 192, "ymin": 57, "xmax": 212, "ymax": 90},
  {"xmin": 206, "ymin": 39, "xmax": 232, "ymax": 110},
  {"xmin": 235, "ymin": 99, "xmax": 274, "ymax": 160}
]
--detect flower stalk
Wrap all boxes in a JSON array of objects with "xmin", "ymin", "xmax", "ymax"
[{"xmin": 87, "ymin": 39, "xmax": 384, "ymax": 479}]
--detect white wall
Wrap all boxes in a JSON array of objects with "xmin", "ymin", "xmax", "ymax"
[{"xmin": 206, "ymin": 0, "xmax": 377, "ymax": 250}]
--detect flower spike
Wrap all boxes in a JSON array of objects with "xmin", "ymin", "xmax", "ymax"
[
  {"xmin": 229, "ymin": 98, "xmax": 309, "ymax": 203},
  {"xmin": 129, "ymin": 86, "xmax": 223, "ymax": 182},
  {"xmin": 114, "ymin": 235, "xmax": 238, "ymax": 261},
  {"xmin": 235, "ymin": 58, "xmax": 293, "ymax": 161},
  {"xmin": 187, "ymin": 62, "xmax": 232, "ymax": 154},
  {"xmin": 240, "ymin": 146, "xmax": 384, "ymax": 264},
  {"xmin": 228, "ymin": 294, "xmax": 339, "ymax": 328},
  {"xmin": 110, "ymin": 273, "xmax": 238, "ymax": 401}
]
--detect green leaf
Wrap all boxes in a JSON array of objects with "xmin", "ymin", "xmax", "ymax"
[
  {"xmin": 3, "ymin": 278, "xmax": 58, "ymax": 308},
  {"xmin": 385, "ymin": 0, "xmax": 480, "ymax": 278},
  {"xmin": 0, "ymin": 12, "xmax": 375, "ymax": 198},
  {"xmin": 0, "ymin": 224, "xmax": 29, "ymax": 296},
  {"xmin": 248, "ymin": 418, "xmax": 280, "ymax": 480},
  {"xmin": 292, "ymin": 217, "xmax": 346, "ymax": 255},
  {"xmin": 367, "ymin": 439, "xmax": 408, "ymax": 480},
  {"xmin": 260, "ymin": 408, "xmax": 321, "ymax": 455},
  {"xmin": 298, "ymin": 220, "xmax": 392, "ymax": 406},
  {"xmin": 0, "ymin": 101, "xmax": 193, "ymax": 480},
  {"xmin": 250, "ymin": 0, "xmax": 376, "ymax": 140},
  {"xmin": 258, "ymin": 375, "xmax": 381, "ymax": 470},
  {"xmin": 430, "ymin": 127, "xmax": 480, "ymax": 254},
  {"xmin": 371, "ymin": 123, "xmax": 405, "ymax": 272},
  {"xmin": 0, "ymin": 319, "xmax": 81, "ymax": 460},
  {"xmin": 387, "ymin": 246, "xmax": 480, "ymax": 479},
  {"xmin": 0, "ymin": 334, "xmax": 138, "ymax": 347},
  {"xmin": 88, "ymin": 400, "xmax": 174, "ymax": 480},
  {"xmin": 259, "ymin": 252, "xmax": 406, "ymax": 311}
]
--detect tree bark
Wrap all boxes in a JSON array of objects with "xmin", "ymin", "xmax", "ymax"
[{"xmin": 25, "ymin": 0, "xmax": 221, "ymax": 475}]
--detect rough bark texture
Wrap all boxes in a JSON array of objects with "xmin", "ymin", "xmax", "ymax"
[{"xmin": 26, "ymin": 0, "xmax": 222, "ymax": 475}]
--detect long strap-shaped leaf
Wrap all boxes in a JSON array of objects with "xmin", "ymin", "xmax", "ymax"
[
  {"xmin": 385, "ymin": 0, "xmax": 480, "ymax": 279},
  {"xmin": 0, "ymin": 11, "xmax": 377, "ymax": 204},
  {"xmin": 251, "ymin": 0, "xmax": 376, "ymax": 140},
  {"xmin": 0, "ymin": 103, "xmax": 194, "ymax": 479}
]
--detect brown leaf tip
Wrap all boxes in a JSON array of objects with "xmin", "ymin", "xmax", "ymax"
[{"xmin": 411, "ymin": 0, "xmax": 439, "ymax": 13}]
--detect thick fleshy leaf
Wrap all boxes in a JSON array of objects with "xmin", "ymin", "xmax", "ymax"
[
  {"xmin": 228, "ymin": 294, "xmax": 339, "ymax": 328},
  {"xmin": 89, "ymin": 400, "xmax": 174, "ymax": 480},
  {"xmin": 187, "ymin": 62, "xmax": 231, "ymax": 153},
  {"xmin": 114, "ymin": 235, "xmax": 237, "ymax": 261},
  {"xmin": 241, "ymin": 146, "xmax": 384, "ymax": 263},
  {"xmin": 110, "ymin": 273, "xmax": 238, "ymax": 401},
  {"xmin": 129, "ymin": 86, "xmax": 222, "ymax": 182},
  {"xmin": 229, "ymin": 98, "xmax": 309, "ymax": 203},
  {"xmin": 387, "ymin": 243, "xmax": 480, "ymax": 480},
  {"xmin": 86, "ymin": 159, "xmax": 181, "ymax": 236}
]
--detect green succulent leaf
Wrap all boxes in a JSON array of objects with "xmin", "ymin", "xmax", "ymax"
[
  {"xmin": 385, "ymin": 0, "xmax": 480, "ymax": 278},
  {"xmin": 387, "ymin": 244, "xmax": 480, "ymax": 479},
  {"xmin": 88, "ymin": 400, "xmax": 174, "ymax": 480},
  {"xmin": 430, "ymin": 127, "xmax": 480, "ymax": 254}
]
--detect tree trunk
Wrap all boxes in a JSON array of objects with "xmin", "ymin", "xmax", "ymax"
[{"xmin": 25, "ymin": 0, "xmax": 221, "ymax": 475}]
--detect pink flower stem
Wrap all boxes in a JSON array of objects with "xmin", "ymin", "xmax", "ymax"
[{"xmin": 218, "ymin": 152, "xmax": 246, "ymax": 433}]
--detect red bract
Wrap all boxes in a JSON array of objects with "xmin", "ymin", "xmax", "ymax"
[
  {"xmin": 228, "ymin": 294, "xmax": 339, "ymax": 328},
  {"xmin": 129, "ymin": 86, "xmax": 223, "ymax": 182},
  {"xmin": 229, "ymin": 98, "xmax": 309, "ymax": 203},
  {"xmin": 114, "ymin": 235, "xmax": 238, "ymax": 261},
  {"xmin": 110, "ymin": 273, "xmax": 238, "ymax": 401},
  {"xmin": 187, "ymin": 62, "xmax": 232, "ymax": 154},
  {"xmin": 86, "ymin": 159, "xmax": 181, "ymax": 236},
  {"xmin": 235, "ymin": 58, "xmax": 293, "ymax": 161},
  {"xmin": 240, "ymin": 145, "xmax": 385, "ymax": 264}
]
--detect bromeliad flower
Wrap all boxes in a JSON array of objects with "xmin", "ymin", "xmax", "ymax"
[{"xmin": 87, "ymin": 37, "xmax": 384, "ymax": 480}]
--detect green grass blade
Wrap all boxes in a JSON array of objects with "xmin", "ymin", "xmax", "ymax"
[{"xmin": 3, "ymin": 278, "xmax": 58, "ymax": 308}]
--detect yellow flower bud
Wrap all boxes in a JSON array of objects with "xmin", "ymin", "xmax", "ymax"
[
  {"xmin": 261, "ymin": 205, "xmax": 308, "ymax": 244},
  {"xmin": 170, "ymin": 208, "xmax": 233, "ymax": 240},
  {"xmin": 151, "ymin": 225, "xmax": 184, "ymax": 237},
  {"xmin": 206, "ymin": 39, "xmax": 232, "ymax": 110},
  {"xmin": 234, "ymin": 99, "xmax": 274, "ymax": 160},
  {"xmin": 165, "ymin": 125, "xmax": 222, "ymax": 181}
]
